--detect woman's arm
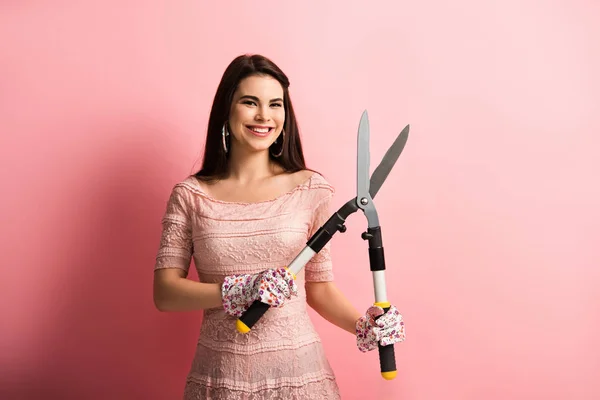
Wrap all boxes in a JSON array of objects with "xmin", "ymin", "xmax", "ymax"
[
  {"xmin": 153, "ymin": 268, "xmax": 223, "ymax": 312},
  {"xmin": 306, "ymin": 281, "xmax": 362, "ymax": 335}
]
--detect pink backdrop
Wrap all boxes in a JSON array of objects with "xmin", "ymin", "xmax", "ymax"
[{"xmin": 1, "ymin": 1, "xmax": 599, "ymax": 399}]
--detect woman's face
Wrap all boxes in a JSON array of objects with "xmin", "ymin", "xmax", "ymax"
[{"xmin": 227, "ymin": 74, "xmax": 285, "ymax": 154}]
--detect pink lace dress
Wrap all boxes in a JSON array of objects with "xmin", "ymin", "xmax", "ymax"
[{"xmin": 154, "ymin": 172, "xmax": 341, "ymax": 399}]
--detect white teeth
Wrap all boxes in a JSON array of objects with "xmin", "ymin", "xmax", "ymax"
[{"xmin": 250, "ymin": 127, "xmax": 270, "ymax": 133}]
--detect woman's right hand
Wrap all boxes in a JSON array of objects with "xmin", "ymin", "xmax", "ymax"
[{"xmin": 221, "ymin": 267, "xmax": 298, "ymax": 318}]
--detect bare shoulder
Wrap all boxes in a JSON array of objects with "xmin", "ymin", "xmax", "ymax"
[
  {"xmin": 290, "ymin": 169, "xmax": 315, "ymax": 185},
  {"xmin": 292, "ymin": 169, "xmax": 335, "ymax": 194}
]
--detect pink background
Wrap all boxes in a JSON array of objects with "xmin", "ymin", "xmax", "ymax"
[{"xmin": 1, "ymin": 1, "xmax": 599, "ymax": 399}]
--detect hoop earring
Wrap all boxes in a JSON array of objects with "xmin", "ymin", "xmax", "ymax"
[
  {"xmin": 270, "ymin": 129, "xmax": 285, "ymax": 157},
  {"xmin": 221, "ymin": 122, "xmax": 229, "ymax": 153}
]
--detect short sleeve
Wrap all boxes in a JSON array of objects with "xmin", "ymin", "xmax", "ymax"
[
  {"xmin": 154, "ymin": 184, "xmax": 193, "ymax": 274},
  {"xmin": 305, "ymin": 188, "xmax": 335, "ymax": 282}
]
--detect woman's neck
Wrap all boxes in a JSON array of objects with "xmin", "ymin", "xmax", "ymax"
[{"xmin": 226, "ymin": 148, "xmax": 280, "ymax": 184}]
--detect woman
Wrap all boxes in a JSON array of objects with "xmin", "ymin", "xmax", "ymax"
[{"xmin": 153, "ymin": 54, "xmax": 405, "ymax": 399}]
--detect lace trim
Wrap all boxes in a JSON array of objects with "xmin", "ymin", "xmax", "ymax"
[
  {"xmin": 162, "ymin": 213, "xmax": 189, "ymax": 226},
  {"xmin": 156, "ymin": 248, "xmax": 191, "ymax": 261},
  {"xmin": 196, "ymin": 265, "xmax": 299, "ymax": 277},
  {"xmin": 197, "ymin": 332, "xmax": 322, "ymax": 355},
  {"xmin": 177, "ymin": 172, "xmax": 333, "ymax": 203},
  {"xmin": 183, "ymin": 378, "xmax": 340, "ymax": 400},
  {"xmin": 305, "ymin": 270, "xmax": 334, "ymax": 282},
  {"xmin": 195, "ymin": 227, "xmax": 308, "ymax": 241},
  {"xmin": 186, "ymin": 371, "xmax": 338, "ymax": 393},
  {"xmin": 178, "ymin": 175, "xmax": 315, "ymax": 205},
  {"xmin": 305, "ymin": 258, "xmax": 331, "ymax": 270}
]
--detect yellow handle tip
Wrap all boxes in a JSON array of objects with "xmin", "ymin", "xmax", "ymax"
[
  {"xmin": 374, "ymin": 301, "xmax": 391, "ymax": 309},
  {"xmin": 236, "ymin": 319, "xmax": 251, "ymax": 334},
  {"xmin": 381, "ymin": 371, "xmax": 397, "ymax": 380},
  {"xmin": 284, "ymin": 266, "xmax": 296, "ymax": 280}
]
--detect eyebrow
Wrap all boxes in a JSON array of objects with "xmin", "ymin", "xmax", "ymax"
[{"xmin": 239, "ymin": 95, "xmax": 284, "ymax": 103}]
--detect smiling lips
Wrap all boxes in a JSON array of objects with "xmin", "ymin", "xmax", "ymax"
[{"xmin": 246, "ymin": 125, "xmax": 274, "ymax": 138}]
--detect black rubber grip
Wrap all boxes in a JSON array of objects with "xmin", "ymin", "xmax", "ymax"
[
  {"xmin": 238, "ymin": 300, "xmax": 270, "ymax": 330},
  {"xmin": 378, "ymin": 342, "xmax": 397, "ymax": 374},
  {"xmin": 369, "ymin": 247, "xmax": 386, "ymax": 271},
  {"xmin": 366, "ymin": 227, "xmax": 386, "ymax": 272},
  {"xmin": 375, "ymin": 306, "xmax": 397, "ymax": 377}
]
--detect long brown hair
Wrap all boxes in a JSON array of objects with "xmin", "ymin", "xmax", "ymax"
[{"xmin": 194, "ymin": 54, "xmax": 307, "ymax": 181}]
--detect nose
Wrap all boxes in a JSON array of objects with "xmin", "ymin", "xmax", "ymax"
[{"xmin": 254, "ymin": 105, "xmax": 270, "ymax": 122}]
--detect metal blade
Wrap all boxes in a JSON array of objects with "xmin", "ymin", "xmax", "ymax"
[
  {"xmin": 357, "ymin": 110, "xmax": 371, "ymax": 202},
  {"xmin": 369, "ymin": 124, "xmax": 410, "ymax": 198}
]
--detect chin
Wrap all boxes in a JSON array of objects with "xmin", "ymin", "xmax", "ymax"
[{"xmin": 249, "ymin": 143, "xmax": 274, "ymax": 153}]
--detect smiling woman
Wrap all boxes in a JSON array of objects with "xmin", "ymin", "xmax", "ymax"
[
  {"xmin": 152, "ymin": 54, "xmax": 405, "ymax": 399},
  {"xmin": 226, "ymin": 75, "xmax": 286, "ymax": 155},
  {"xmin": 192, "ymin": 54, "xmax": 307, "ymax": 183}
]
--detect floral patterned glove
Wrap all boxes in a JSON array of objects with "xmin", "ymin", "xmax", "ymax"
[
  {"xmin": 355, "ymin": 304, "xmax": 406, "ymax": 353},
  {"xmin": 221, "ymin": 267, "xmax": 298, "ymax": 318}
]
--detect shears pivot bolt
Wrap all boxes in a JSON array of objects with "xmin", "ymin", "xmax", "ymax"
[{"xmin": 360, "ymin": 197, "xmax": 369, "ymax": 205}]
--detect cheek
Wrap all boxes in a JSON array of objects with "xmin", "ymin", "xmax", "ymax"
[
  {"xmin": 274, "ymin": 109, "xmax": 286, "ymax": 126},
  {"xmin": 230, "ymin": 105, "xmax": 244, "ymax": 119},
  {"xmin": 230, "ymin": 106, "xmax": 253, "ymax": 126}
]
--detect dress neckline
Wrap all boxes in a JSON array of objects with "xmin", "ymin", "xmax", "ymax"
[{"xmin": 185, "ymin": 172, "xmax": 318, "ymax": 206}]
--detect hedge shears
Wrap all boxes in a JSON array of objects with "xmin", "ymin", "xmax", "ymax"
[{"xmin": 236, "ymin": 110, "xmax": 410, "ymax": 380}]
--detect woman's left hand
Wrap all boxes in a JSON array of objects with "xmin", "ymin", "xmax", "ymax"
[{"xmin": 355, "ymin": 304, "xmax": 406, "ymax": 353}]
